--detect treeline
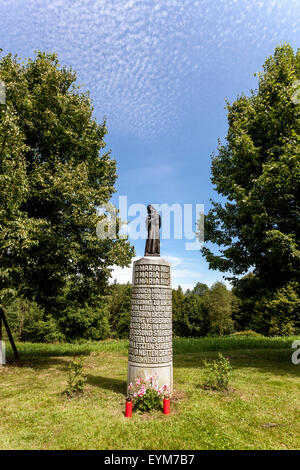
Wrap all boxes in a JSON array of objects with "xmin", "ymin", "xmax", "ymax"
[
  {"xmin": 106, "ymin": 279, "xmax": 300, "ymax": 337},
  {"xmin": 4, "ymin": 275, "xmax": 300, "ymax": 344},
  {"xmin": 3, "ymin": 277, "xmax": 299, "ymax": 343},
  {"xmin": 2, "ymin": 281, "xmax": 233, "ymax": 342}
]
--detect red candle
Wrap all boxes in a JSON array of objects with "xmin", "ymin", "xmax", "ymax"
[
  {"xmin": 163, "ymin": 398, "xmax": 170, "ymax": 415},
  {"xmin": 125, "ymin": 400, "xmax": 132, "ymax": 417}
]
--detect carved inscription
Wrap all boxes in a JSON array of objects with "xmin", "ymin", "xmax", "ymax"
[
  {"xmin": 133, "ymin": 263, "xmax": 171, "ymax": 286},
  {"xmin": 129, "ymin": 263, "xmax": 172, "ymax": 364}
]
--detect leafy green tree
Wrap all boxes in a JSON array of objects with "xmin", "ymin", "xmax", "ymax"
[
  {"xmin": 172, "ymin": 286, "xmax": 185, "ymax": 336},
  {"xmin": 58, "ymin": 301, "xmax": 111, "ymax": 341},
  {"xmin": 233, "ymin": 276, "xmax": 299, "ymax": 335},
  {"xmin": 3, "ymin": 296, "xmax": 64, "ymax": 342},
  {"xmin": 108, "ymin": 282, "xmax": 132, "ymax": 338},
  {"xmin": 192, "ymin": 282, "xmax": 209, "ymax": 297},
  {"xmin": 206, "ymin": 282, "xmax": 234, "ymax": 336},
  {"xmin": 200, "ymin": 44, "xmax": 300, "ymax": 330},
  {"xmin": 172, "ymin": 286, "xmax": 209, "ymax": 337},
  {"xmin": 0, "ymin": 50, "xmax": 134, "ymax": 315}
]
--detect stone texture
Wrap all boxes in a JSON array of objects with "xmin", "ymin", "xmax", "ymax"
[{"xmin": 127, "ymin": 257, "xmax": 173, "ymax": 391}]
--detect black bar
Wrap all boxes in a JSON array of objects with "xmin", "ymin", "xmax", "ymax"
[{"xmin": 0, "ymin": 306, "xmax": 20, "ymax": 361}]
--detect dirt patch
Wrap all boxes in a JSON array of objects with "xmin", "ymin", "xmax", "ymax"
[
  {"xmin": 261, "ymin": 422, "xmax": 284, "ymax": 429},
  {"xmin": 171, "ymin": 388, "xmax": 188, "ymax": 402}
]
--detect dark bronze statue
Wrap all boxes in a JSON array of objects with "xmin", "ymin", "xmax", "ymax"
[{"xmin": 144, "ymin": 205, "xmax": 161, "ymax": 256}]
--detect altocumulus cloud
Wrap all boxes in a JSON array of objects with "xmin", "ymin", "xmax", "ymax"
[{"xmin": 0, "ymin": 0, "xmax": 299, "ymax": 137}]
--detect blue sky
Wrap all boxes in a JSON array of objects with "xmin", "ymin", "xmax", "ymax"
[{"xmin": 0, "ymin": 0, "xmax": 299, "ymax": 289}]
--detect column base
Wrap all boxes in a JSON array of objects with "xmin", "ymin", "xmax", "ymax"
[{"xmin": 127, "ymin": 360, "xmax": 173, "ymax": 393}]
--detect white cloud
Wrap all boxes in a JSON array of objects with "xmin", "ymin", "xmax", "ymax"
[
  {"xmin": 109, "ymin": 256, "xmax": 139, "ymax": 284},
  {"xmin": 3, "ymin": 0, "xmax": 298, "ymax": 137},
  {"xmin": 109, "ymin": 253, "xmax": 231, "ymax": 291}
]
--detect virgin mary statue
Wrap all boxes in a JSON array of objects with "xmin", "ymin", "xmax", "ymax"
[{"xmin": 144, "ymin": 205, "xmax": 161, "ymax": 256}]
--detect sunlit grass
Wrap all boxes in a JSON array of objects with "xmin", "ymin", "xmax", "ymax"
[{"xmin": 0, "ymin": 336, "xmax": 299, "ymax": 450}]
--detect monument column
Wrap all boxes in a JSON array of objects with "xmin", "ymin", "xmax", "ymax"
[{"xmin": 127, "ymin": 257, "xmax": 173, "ymax": 391}]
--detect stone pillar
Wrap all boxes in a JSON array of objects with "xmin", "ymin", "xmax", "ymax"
[{"xmin": 127, "ymin": 257, "xmax": 173, "ymax": 392}]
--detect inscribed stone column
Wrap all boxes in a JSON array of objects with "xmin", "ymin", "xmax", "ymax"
[{"xmin": 127, "ymin": 257, "xmax": 173, "ymax": 391}]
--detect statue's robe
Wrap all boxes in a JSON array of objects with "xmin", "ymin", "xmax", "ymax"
[{"xmin": 144, "ymin": 211, "xmax": 161, "ymax": 256}]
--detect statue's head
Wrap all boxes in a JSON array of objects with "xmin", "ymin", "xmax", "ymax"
[{"xmin": 147, "ymin": 204, "xmax": 158, "ymax": 214}]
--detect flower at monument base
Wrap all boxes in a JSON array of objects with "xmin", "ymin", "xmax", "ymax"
[{"xmin": 127, "ymin": 375, "xmax": 170, "ymax": 413}]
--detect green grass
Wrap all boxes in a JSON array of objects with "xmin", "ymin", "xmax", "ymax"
[{"xmin": 0, "ymin": 336, "xmax": 299, "ymax": 450}]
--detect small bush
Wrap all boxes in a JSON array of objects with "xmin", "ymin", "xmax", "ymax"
[
  {"xmin": 58, "ymin": 304, "xmax": 111, "ymax": 342},
  {"xmin": 203, "ymin": 353, "xmax": 231, "ymax": 391},
  {"xmin": 229, "ymin": 330, "xmax": 264, "ymax": 337},
  {"xmin": 65, "ymin": 357, "xmax": 87, "ymax": 397}
]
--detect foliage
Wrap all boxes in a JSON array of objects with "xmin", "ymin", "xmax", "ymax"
[
  {"xmin": 108, "ymin": 282, "xmax": 132, "ymax": 338},
  {"xmin": 200, "ymin": 44, "xmax": 300, "ymax": 329},
  {"xmin": 128, "ymin": 375, "xmax": 170, "ymax": 412},
  {"xmin": 232, "ymin": 278, "xmax": 300, "ymax": 335},
  {"xmin": 3, "ymin": 297, "xmax": 64, "ymax": 342},
  {"xmin": 2, "ymin": 291, "xmax": 111, "ymax": 342},
  {"xmin": 7, "ymin": 276, "xmax": 296, "ymax": 341},
  {"xmin": 0, "ymin": 49, "xmax": 134, "ymax": 315},
  {"xmin": 229, "ymin": 330, "xmax": 264, "ymax": 337},
  {"xmin": 58, "ymin": 302, "xmax": 111, "ymax": 342},
  {"xmin": 203, "ymin": 353, "xmax": 232, "ymax": 391},
  {"xmin": 206, "ymin": 282, "xmax": 235, "ymax": 336},
  {"xmin": 65, "ymin": 357, "xmax": 86, "ymax": 397},
  {"xmin": 192, "ymin": 282, "xmax": 209, "ymax": 297},
  {"xmin": 172, "ymin": 285, "xmax": 210, "ymax": 337}
]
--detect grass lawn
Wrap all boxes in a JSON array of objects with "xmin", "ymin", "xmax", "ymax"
[{"xmin": 0, "ymin": 336, "xmax": 299, "ymax": 450}]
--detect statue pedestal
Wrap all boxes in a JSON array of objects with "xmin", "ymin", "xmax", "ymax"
[{"xmin": 127, "ymin": 257, "xmax": 173, "ymax": 392}]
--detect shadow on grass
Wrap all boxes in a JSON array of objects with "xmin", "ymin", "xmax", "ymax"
[
  {"xmin": 174, "ymin": 349, "xmax": 300, "ymax": 378},
  {"xmin": 6, "ymin": 348, "xmax": 91, "ymax": 360},
  {"xmin": 5, "ymin": 357, "xmax": 128, "ymax": 395},
  {"xmin": 5, "ymin": 356, "xmax": 75, "ymax": 371},
  {"xmin": 86, "ymin": 374, "xmax": 127, "ymax": 395}
]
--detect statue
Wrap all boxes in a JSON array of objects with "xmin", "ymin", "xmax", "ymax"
[{"xmin": 144, "ymin": 205, "xmax": 161, "ymax": 256}]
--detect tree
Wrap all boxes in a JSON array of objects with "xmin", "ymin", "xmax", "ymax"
[
  {"xmin": 192, "ymin": 282, "xmax": 209, "ymax": 297},
  {"xmin": 200, "ymin": 44, "xmax": 300, "ymax": 332},
  {"xmin": 0, "ymin": 50, "xmax": 134, "ymax": 314},
  {"xmin": 172, "ymin": 286, "xmax": 209, "ymax": 337},
  {"xmin": 109, "ymin": 282, "xmax": 132, "ymax": 338},
  {"xmin": 172, "ymin": 286, "xmax": 185, "ymax": 336},
  {"xmin": 206, "ymin": 282, "xmax": 234, "ymax": 336},
  {"xmin": 232, "ymin": 275, "xmax": 300, "ymax": 335}
]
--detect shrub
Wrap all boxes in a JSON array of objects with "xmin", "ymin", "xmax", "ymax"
[
  {"xmin": 172, "ymin": 291, "xmax": 209, "ymax": 337},
  {"xmin": 229, "ymin": 330, "xmax": 264, "ymax": 337},
  {"xmin": 233, "ymin": 278, "xmax": 300, "ymax": 336},
  {"xmin": 203, "ymin": 353, "xmax": 231, "ymax": 391},
  {"xmin": 65, "ymin": 357, "xmax": 87, "ymax": 397},
  {"xmin": 58, "ymin": 303, "xmax": 111, "ymax": 341},
  {"xmin": 115, "ymin": 309, "xmax": 130, "ymax": 339},
  {"xmin": 3, "ymin": 297, "xmax": 63, "ymax": 342}
]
